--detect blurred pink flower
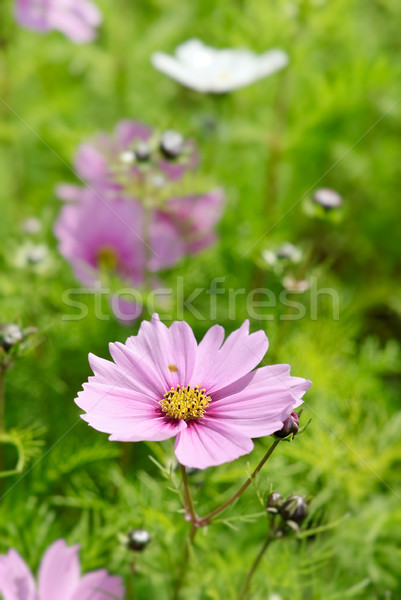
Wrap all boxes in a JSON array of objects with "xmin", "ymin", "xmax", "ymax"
[
  {"xmin": 14, "ymin": 0, "xmax": 102, "ymax": 43},
  {"xmin": 0, "ymin": 538, "xmax": 124, "ymax": 600},
  {"xmin": 55, "ymin": 121, "xmax": 224, "ymax": 284},
  {"xmin": 76, "ymin": 315, "xmax": 311, "ymax": 469},
  {"xmin": 54, "ymin": 187, "xmax": 185, "ymax": 285}
]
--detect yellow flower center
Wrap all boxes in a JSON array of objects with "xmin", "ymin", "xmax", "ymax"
[
  {"xmin": 97, "ymin": 246, "xmax": 118, "ymax": 271},
  {"xmin": 160, "ymin": 385, "xmax": 211, "ymax": 420}
]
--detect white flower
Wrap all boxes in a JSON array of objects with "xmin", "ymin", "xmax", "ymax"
[{"xmin": 151, "ymin": 39, "xmax": 289, "ymax": 93}]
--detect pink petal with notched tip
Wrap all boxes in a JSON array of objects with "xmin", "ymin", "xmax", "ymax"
[
  {"xmin": 191, "ymin": 320, "xmax": 269, "ymax": 393},
  {"xmin": 174, "ymin": 418, "xmax": 254, "ymax": 469}
]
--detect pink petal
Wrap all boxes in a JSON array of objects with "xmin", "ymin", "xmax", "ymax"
[
  {"xmin": 125, "ymin": 314, "xmax": 198, "ymax": 390},
  {"xmin": 74, "ymin": 143, "xmax": 108, "ymax": 182},
  {"xmin": 71, "ymin": 569, "xmax": 124, "ymax": 600},
  {"xmin": 149, "ymin": 215, "xmax": 186, "ymax": 271},
  {"xmin": 76, "ymin": 382, "xmax": 186, "ymax": 441},
  {"xmin": 207, "ymin": 365, "xmax": 311, "ymax": 437},
  {"xmin": 38, "ymin": 539, "xmax": 81, "ymax": 600},
  {"xmin": 55, "ymin": 183, "xmax": 84, "ymax": 202},
  {"xmin": 110, "ymin": 295, "xmax": 142, "ymax": 325},
  {"xmin": 174, "ymin": 418, "xmax": 254, "ymax": 469},
  {"xmin": 107, "ymin": 342, "xmax": 167, "ymax": 397},
  {"xmin": 0, "ymin": 549, "xmax": 36, "ymax": 600},
  {"xmin": 192, "ymin": 320, "xmax": 269, "ymax": 393},
  {"xmin": 114, "ymin": 120, "xmax": 152, "ymax": 146},
  {"xmin": 15, "ymin": 0, "xmax": 50, "ymax": 32}
]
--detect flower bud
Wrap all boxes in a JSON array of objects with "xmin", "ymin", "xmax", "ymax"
[
  {"xmin": 0, "ymin": 324, "xmax": 23, "ymax": 352},
  {"xmin": 280, "ymin": 494, "xmax": 308, "ymax": 524},
  {"xmin": 274, "ymin": 412, "xmax": 299, "ymax": 439},
  {"xmin": 276, "ymin": 242, "xmax": 301, "ymax": 263},
  {"xmin": 127, "ymin": 529, "xmax": 151, "ymax": 552},
  {"xmin": 135, "ymin": 141, "xmax": 151, "ymax": 161},
  {"xmin": 120, "ymin": 150, "xmax": 136, "ymax": 165},
  {"xmin": 21, "ymin": 217, "xmax": 42, "ymax": 235},
  {"xmin": 160, "ymin": 130, "xmax": 184, "ymax": 159},
  {"xmin": 313, "ymin": 188, "xmax": 342, "ymax": 210},
  {"xmin": 27, "ymin": 245, "xmax": 48, "ymax": 265},
  {"xmin": 266, "ymin": 491, "xmax": 283, "ymax": 513}
]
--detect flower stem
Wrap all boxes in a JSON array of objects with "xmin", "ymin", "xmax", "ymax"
[
  {"xmin": 0, "ymin": 367, "xmax": 6, "ymax": 487},
  {"xmin": 0, "ymin": 367, "xmax": 6, "ymax": 434},
  {"xmin": 199, "ymin": 439, "xmax": 280, "ymax": 525},
  {"xmin": 179, "ymin": 462, "xmax": 197, "ymax": 524},
  {"xmin": 173, "ymin": 464, "xmax": 198, "ymax": 600},
  {"xmin": 238, "ymin": 531, "xmax": 274, "ymax": 600}
]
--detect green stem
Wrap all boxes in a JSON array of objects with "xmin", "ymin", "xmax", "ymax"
[
  {"xmin": 199, "ymin": 439, "xmax": 280, "ymax": 525},
  {"xmin": 179, "ymin": 463, "xmax": 197, "ymax": 523},
  {"xmin": 0, "ymin": 367, "xmax": 6, "ymax": 490},
  {"xmin": 238, "ymin": 531, "xmax": 274, "ymax": 600},
  {"xmin": 0, "ymin": 367, "xmax": 6, "ymax": 434},
  {"xmin": 173, "ymin": 464, "xmax": 198, "ymax": 600}
]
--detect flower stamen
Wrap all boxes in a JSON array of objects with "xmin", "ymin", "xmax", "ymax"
[{"xmin": 160, "ymin": 384, "xmax": 210, "ymax": 420}]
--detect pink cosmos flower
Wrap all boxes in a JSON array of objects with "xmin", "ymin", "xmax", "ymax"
[
  {"xmin": 75, "ymin": 315, "xmax": 311, "ymax": 469},
  {"xmin": 14, "ymin": 0, "xmax": 102, "ymax": 43},
  {"xmin": 0, "ymin": 538, "xmax": 124, "ymax": 600},
  {"xmin": 54, "ymin": 186, "xmax": 219, "ymax": 287},
  {"xmin": 54, "ymin": 121, "xmax": 224, "ymax": 297}
]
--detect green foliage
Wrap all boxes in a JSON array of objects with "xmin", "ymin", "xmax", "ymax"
[{"xmin": 1, "ymin": 0, "xmax": 401, "ymax": 598}]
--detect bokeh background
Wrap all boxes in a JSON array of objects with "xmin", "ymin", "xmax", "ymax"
[{"xmin": 1, "ymin": 0, "xmax": 401, "ymax": 598}]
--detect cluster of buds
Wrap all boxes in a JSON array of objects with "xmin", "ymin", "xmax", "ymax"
[
  {"xmin": 260, "ymin": 242, "xmax": 310, "ymax": 293},
  {"xmin": 266, "ymin": 491, "xmax": 309, "ymax": 534},
  {"xmin": 119, "ymin": 129, "xmax": 190, "ymax": 171}
]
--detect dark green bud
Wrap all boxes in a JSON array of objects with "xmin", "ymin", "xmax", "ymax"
[
  {"xmin": 313, "ymin": 188, "xmax": 342, "ymax": 210},
  {"xmin": 135, "ymin": 141, "xmax": 151, "ymax": 161},
  {"xmin": 280, "ymin": 494, "xmax": 308, "ymax": 524},
  {"xmin": 127, "ymin": 529, "xmax": 151, "ymax": 551},
  {"xmin": 276, "ymin": 242, "xmax": 301, "ymax": 262},
  {"xmin": 0, "ymin": 324, "xmax": 23, "ymax": 352},
  {"xmin": 160, "ymin": 130, "xmax": 184, "ymax": 159},
  {"xmin": 266, "ymin": 491, "xmax": 283, "ymax": 513}
]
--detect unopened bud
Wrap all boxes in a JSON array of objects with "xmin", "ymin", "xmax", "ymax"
[
  {"xmin": 120, "ymin": 150, "xmax": 135, "ymax": 165},
  {"xmin": 274, "ymin": 412, "xmax": 299, "ymax": 439},
  {"xmin": 135, "ymin": 141, "xmax": 151, "ymax": 162},
  {"xmin": 0, "ymin": 324, "xmax": 23, "ymax": 352},
  {"xmin": 266, "ymin": 491, "xmax": 283, "ymax": 513},
  {"xmin": 22, "ymin": 217, "xmax": 42, "ymax": 235},
  {"xmin": 313, "ymin": 188, "xmax": 342, "ymax": 210},
  {"xmin": 276, "ymin": 242, "xmax": 301, "ymax": 263},
  {"xmin": 160, "ymin": 130, "xmax": 184, "ymax": 159},
  {"xmin": 280, "ymin": 494, "xmax": 308, "ymax": 524},
  {"xmin": 127, "ymin": 529, "xmax": 151, "ymax": 551}
]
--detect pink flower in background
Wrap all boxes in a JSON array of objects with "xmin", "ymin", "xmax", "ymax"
[
  {"xmin": 160, "ymin": 190, "xmax": 225, "ymax": 254},
  {"xmin": 14, "ymin": 0, "xmax": 102, "ymax": 43},
  {"xmin": 0, "ymin": 538, "xmax": 124, "ymax": 599},
  {"xmin": 55, "ymin": 121, "xmax": 225, "ymax": 322},
  {"xmin": 76, "ymin": 315, "xmax": 311, "ymax": 469},
  {"xmin": 55, "ymin": 120, "xmax": 224, "ymax": 291},
  {"xmin": 54, "ymin": 187, "xmax": 220, "ymax": 286},
  {"xmin": 54, "ymin": 188, "xmax": 146, "ymax": 287}
]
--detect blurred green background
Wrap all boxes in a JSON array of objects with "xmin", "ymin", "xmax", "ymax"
[{"xmin": 1, "ymin": 0, "xmax": 401, "ymax": 598}]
